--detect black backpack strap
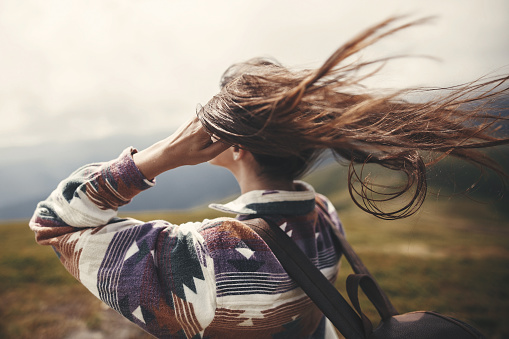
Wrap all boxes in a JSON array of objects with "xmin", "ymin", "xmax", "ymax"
[
  {"xmin": 315, "ymin": 198, "xmax": 399, "ymax": 317},
  {"xmin": 346, "ymin": 274, "xmax": 396, "ymax": 322},
  {"xmin": 244, "ymin": 217, "xmax": 365, "ymax": 339}
]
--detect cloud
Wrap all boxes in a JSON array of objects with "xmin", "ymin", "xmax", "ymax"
[{"xmin": 1, "ymin": 0, "xmax": 508, "ymax": 148}]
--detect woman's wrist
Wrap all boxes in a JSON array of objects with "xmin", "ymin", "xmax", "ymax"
[{"xmin": 133, "ymin": 139, "xmax": 176, "ymax": 180}]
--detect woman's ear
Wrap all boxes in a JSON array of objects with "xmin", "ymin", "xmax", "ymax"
[
  {"xmin": 233, "ymin": 146, "xmax": 251, "ymax": 161},
  {"xmin": 233, "ymin": 146, "xmax": 241, "ymax": 161}
]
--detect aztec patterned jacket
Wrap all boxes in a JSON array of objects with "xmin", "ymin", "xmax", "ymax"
[{"xmin": 29, "ymin": 147, "xmax": 344, "ymax": 339}]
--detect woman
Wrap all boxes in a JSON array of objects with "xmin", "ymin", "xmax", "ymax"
[{"xmin": 30, "ymin": 18, "xmax": 508, "ymax": 338}]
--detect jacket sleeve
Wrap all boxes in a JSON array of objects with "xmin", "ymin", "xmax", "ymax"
[{"xmin": 29, "ymin": 148, "xmax": 217, "ymax": 338}]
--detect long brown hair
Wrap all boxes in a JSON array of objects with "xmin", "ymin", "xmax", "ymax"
[{"xmin": 198, "ymin": 17, "xmax": 509, "ymax": 220}]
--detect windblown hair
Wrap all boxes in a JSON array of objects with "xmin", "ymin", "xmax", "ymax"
[{"xmin": 198, "ymin": 17, "xmax": 509, "ymax": 220}]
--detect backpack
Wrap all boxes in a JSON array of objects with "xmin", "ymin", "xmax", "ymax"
[{"xmin": 245, "ymin": 205, "xmax": 485, "ymax": 339}]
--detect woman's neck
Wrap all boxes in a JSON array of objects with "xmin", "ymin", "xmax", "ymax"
[
  {"xmin": 238, "ymin": 175, "xmax": 295, "ymax": 194},
  {"xmin": 224, "ymin": 149, "xmax": 296, "ymax": 194}
]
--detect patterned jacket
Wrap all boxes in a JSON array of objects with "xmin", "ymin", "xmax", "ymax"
[{"xmin": 29, "ymin": 147, "xmax": 344, "ymax": 338}]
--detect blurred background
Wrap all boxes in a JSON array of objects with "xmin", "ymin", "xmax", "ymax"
[
  {"xmin": 1, "ymin": 0, "xmax": 508, "ymax": 219},
  {"xmin": 1, "ymin": 0, "xmax": 508, "ymax": 338}
]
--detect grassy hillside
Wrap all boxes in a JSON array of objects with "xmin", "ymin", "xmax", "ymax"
[{"xmin": 1, "ymin": 156, "xmax": 508, "ymax": 338}]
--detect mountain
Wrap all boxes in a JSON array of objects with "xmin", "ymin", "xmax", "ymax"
[
  {"xmin": 0, "ymin": 133, "xmax": 239, "ymax": 220},
  {"xmin": 2, "ymin": 94, "xmax": 508, "ymax": 221}
]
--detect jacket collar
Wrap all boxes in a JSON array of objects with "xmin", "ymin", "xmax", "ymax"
[{"xmin": 208, "ymin": 181, "xmax": 316, "ymax": 215}]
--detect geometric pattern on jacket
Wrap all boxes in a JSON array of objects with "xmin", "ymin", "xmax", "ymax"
[{"xmin": 29, "ymin": 147, "xmax": 343, "ymax": 338}]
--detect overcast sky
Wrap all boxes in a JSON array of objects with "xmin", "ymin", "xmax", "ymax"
[{"xmin": 1, "ymin": 0, "xmax": 508, "ymax": 149}]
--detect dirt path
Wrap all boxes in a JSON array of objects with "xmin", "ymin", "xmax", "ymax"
[{"xmin": 64, "ymin": 303, "xmax": 153, "ymax": 339}]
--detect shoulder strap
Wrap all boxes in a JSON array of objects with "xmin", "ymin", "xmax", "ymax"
[
  {"xmin": 315, "ymin": 198, "xmax": 399, "ymax": 316},
  {"xmin": 244, "ymin": 218, "xmax": 365, "ymax": 339}
]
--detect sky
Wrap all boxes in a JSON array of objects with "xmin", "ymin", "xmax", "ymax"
[{"xmin": 1, "ymin": 0, "xmax": 508, "ymax": 149}]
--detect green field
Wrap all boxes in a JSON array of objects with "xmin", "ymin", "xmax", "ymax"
[{"xmin": 1, "ymin": 162, "xmax": 508, "ymax": 338}]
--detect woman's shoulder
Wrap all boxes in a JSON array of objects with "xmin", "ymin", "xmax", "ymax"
[
  {"xmin": 198, "ymin": 216, "xmax": 262, "ymax": 244},
  {"xmin": 315, "ymin": 193, "xmax": 336, "ymax": 212}
]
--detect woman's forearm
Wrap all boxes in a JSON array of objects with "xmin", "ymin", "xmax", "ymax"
[
  {"xmin": 132, "ymin": 138, "xmax": 174, "ymax": 181},
  {"xmin": 30, "ymin": 147, "xmax": 154, "ymax": 230}
]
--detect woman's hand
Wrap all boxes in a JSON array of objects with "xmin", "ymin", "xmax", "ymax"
[{"xmin": 133, "ymin": 117, "xmax": 230, "ymax": 180}]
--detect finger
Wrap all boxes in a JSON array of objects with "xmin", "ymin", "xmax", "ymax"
[{"xmin": 204, "ymin": 140, "xmax": 231, "ymax": 158}]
